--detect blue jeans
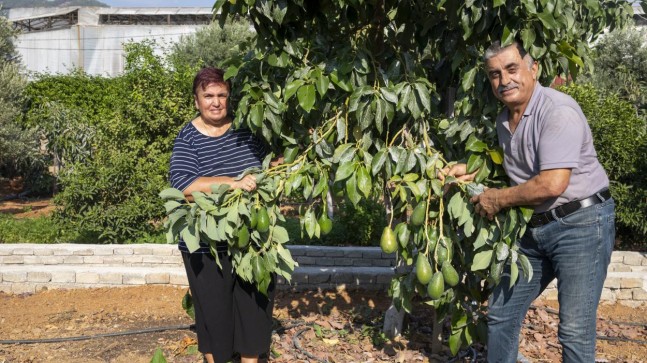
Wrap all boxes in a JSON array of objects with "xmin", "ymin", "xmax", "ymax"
[{"xmin": 487, "ymin": 198, "xmax": 615, "ymax": 363}]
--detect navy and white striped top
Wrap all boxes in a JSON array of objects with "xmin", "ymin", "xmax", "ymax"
[{"xmin": 169, "ymin": 121, "xmax": 268, "ymax": 253}]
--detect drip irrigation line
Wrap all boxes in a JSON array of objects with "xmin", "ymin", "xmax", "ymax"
[
  {"xmin": 447, "ymin": 346, "xmax": 478, "ymax": 363},
  {"xmin": 0, "ymin": 324, "xmax": 194, "ymax": 345},
  {"xmin": 597, "ymin": 336, "xmax": 647, "ymax": 344},
  {"xmin": 292, "ymin": 326, "xmax": 330, "ymax": 363}
]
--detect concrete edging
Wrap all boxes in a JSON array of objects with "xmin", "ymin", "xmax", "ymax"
[{"xmin": 0, "ymin": 244, "xmax": 645, "ymax": 305}]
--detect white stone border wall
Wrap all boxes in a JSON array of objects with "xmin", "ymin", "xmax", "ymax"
[{"xmin": 0, "ymin": 244, "xmax": 645, "ymax": 305}]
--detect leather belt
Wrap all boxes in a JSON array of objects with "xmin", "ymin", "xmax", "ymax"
[{"xmin": 528, "ymin": 189, "xmax": 612, "ymax": 228}]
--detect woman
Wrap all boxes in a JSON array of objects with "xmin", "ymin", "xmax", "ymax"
[{"xmin": 169, "ymin": 67, "xmax": 274, "ymax": 363}]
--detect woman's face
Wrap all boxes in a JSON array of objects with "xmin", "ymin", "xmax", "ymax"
[{"xmin": 194, "ymin": 82, "xmax": 230, "ymax": 124}]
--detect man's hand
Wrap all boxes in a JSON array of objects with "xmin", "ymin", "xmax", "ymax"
[
  {"xmin": 470, "ymin": 188, "xmax": 501, "ymax": 220},
  {"xmin": 438, "ymin": 163, "xmax": 478, "ymax": 183}
]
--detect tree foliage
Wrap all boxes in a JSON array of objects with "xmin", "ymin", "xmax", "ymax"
[
  {"xmin": 560, "ymin": 83, "xmax": 647, "ymax": 246},
  {"xmin": 202, "ymin": 0, "xmax": 632, "ymax": 353},
  {"xmin": 581, "ymin": 24, "xmax": 647, "ymax": 115},
  {"xmin": 169, "ymin": 18, "xmax": 255, "ymax": 69}
]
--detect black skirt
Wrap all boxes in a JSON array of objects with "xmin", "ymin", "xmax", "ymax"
[{"xmin": 181, "ymin": 251, "xmax": 275, "ymax": 363}]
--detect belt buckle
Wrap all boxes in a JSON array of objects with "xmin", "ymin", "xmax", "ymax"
[{"xmin": 530, "ymin": 212, "xmax": 552, "ymax": 228}]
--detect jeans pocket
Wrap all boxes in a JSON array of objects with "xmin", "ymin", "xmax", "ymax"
[{"xmin": 558, "ymin": 205, "xmax": 599, "ymax": 227}]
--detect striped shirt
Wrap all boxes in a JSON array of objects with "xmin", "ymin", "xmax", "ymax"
[{"xmin": 169, "ymin": 121, "xmax": 268, "ymax": 253}]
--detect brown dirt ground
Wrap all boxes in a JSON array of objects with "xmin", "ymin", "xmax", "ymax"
[{"xmin": 1, "ymin": 178, "xmax": 646, "ymax": 362}]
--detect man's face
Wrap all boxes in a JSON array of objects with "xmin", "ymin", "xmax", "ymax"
[
  {"xmin": 485, "ymin": 45, "xmax": 538, "ymax": 110},
  {"xmin": 194, "ymin": 82, "xmax": 229, "ymax": 124}
]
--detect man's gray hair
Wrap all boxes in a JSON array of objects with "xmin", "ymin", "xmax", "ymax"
[{"xmin": 484, "ymin": 41, "xmax": 535, "ymax": 68}]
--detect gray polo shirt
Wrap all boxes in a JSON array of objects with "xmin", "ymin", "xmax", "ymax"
[{"xmin": 496, "ymin": 84, "xmax": 609, "ymax": 213}]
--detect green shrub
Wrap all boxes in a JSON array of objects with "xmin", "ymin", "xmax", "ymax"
[
  {"xmin": 0, "ymin": 214, "xmax": 78, "ymax": 243},
  {"xmin": 560, "ymin": 83, "xmax": 647, "ymax": 248}
]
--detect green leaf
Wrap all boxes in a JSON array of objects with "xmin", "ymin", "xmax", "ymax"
[
  {"xmin": 495, "ymin": 242, "xmax": 510, "ymax": 261},
  {"xmin": 520, "ymin": 27, "xmax": 536, "ymax": 51},
  {"xmin": 284, "ymin": 79, "xmax": 305, "ymax": 101},
  {"xmin": 465, "ymin": 134, "xmax": 487, "ymax": 152},
  {"xmin": 346, "ymin": 173, "xmax": 361, "ymax": 206},
  {"xmin": 223, "ymin": 65, "xmax": 239, "ymax": 80},
  {"xmin": 164, "ymin": 200, "xmax": 182, "ymax": 213},
  {"xmin": 273, "ymin": 225, "xmax": 290, "ymax": 244},
  {"xmin": 461, "ymin": 67, "xmax": 477, "ymax": 92},
  {"xmin": 357, "ymin": 166, "xmax": 372, "ymax": 198},
  {"xmin": 181, "ymin": 290, "xmax": 195, "ymax": 320},
  {"xmin": 510, "ymin": 261, "xmax": 519, "ymax": 288},
  {"xmin": 371, "ymin": 149, "xmax": 387, "ymax": 176},
  {"xmin": 181, "ymin": 225, "xmax": 200, "ymax": 253},
  {"xmin": 466, "ymin": 154, "xmax": 484, "ymax": 174},
  {"xmin": 297, "ymin": 84, "xmax": 316, "ymax": 112},
  {"xmin": 449, "ymin": 329, "xmax": 462, "ymax": 356},
  {"xmin": 471, "ymin": 250, "xmax": 493, "ymax": 271},
  {"xmin": 501, "ymin": 25, "xmax": 515, "ymax": 47},
  {"xmin": 150, "ymin": 348, "xmax": 167, "ymax": 363},
  {"xmin": 537, "ymin": 11, "xmax": 558, "ymax": 30},
  {"xmin": 315, "ymin": 72, "xmax": 330, "ymax": 97},
  {"xmin": 335, "ymin": 161, "xmax": 356, "ymax": 182},
  {"xmin": 159, "ymin": 188, "xmax": 185, "ymax": 201},
  {"xmin": 488, "ymin": 148, "xmax": 504, "ymax": 164},
  {"xmin": 493, "ymin": 0, "xmax": 505, "ymax": 8},
  {"xmin": 518, "ymin": 254, "xmax": 533, "ymax": 282}
]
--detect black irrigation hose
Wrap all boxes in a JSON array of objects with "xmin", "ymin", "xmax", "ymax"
[
  {"xmin": 0, "ymin": 324, "xmax": 195, "ymax": 345},
  {"xmin": 292, "ymin": 326, "xmax": 330, "ymax": 363},
  {"xmin": 447, "ymin": 346, "xmax": 478, "ymax": 363},
  {"xmin": 530, "ymin": 304, "xmax": 647, "ymax": 328}
]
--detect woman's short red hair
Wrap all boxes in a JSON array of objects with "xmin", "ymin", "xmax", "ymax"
[{"xmin": 192, "ymin": 67, "xmax": 231, "ymax": 96}]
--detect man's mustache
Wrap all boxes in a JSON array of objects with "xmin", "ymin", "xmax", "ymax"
[{"xmin": 498, "ymin": 83, "xmax": 518, "ymax": 95}]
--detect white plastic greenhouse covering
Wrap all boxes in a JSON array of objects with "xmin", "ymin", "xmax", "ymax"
[{"xmin": 8, "ymin": 7, "xmax": 213, "ymax": 77}]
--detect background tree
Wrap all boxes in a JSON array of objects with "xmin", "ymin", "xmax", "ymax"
[
  {"xmin": 168, "ymin": 18, "xmax": 255, "ymax": 69},
  {"xmin": 0, "ymin": 14, "xmax": 50, "ymax": 195},
  {"xmin": 210, "ymin": 0, "xmax": 632, "ymax": 354}
]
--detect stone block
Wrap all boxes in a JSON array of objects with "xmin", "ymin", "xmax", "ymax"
[
  {"xmin": 603, "ymin": 277, "xmax": 621, "ymax": 289},
  {"xmin": 162, "ymin": 256, "xmax": 182, "ymax": 265},
  {"xmin": 34, "ymin": 248, "xmax": 54, "ymax": 256},
  {"xmin": 63, "ymin": 256, "xmax": 84, "ymax": 264},
  {"xmin": 600, "ymin": 289, "xmax": 616, "ymax": 302},
  {"xmin": 28, "ymin": 271, "xmax": 52, "ymax": 283},
  {"xmin": 633, "ymin": 288, "xmax": 647, "ymax": 301},
  {"xmin": 73, "ymin": 249, "xmax": 94, "ymax": 256},
  {"xmin": 286, "ymin": 246, "xmax": 306, "ymax": 256},
  {"xmin": 352, "ymin": 259, "xmax": 372, "ymax": 267},
  {"xmin": 541, "ymin": 288, "xmax": 558, "ymax": 300},
  {"xmin": 372, "ymin": 260, "xmax": 392, "ymax": 267},
  {"xmin": 83, "ymin": 256, "xmax": 105, "ymax": 264},
  {"xmin": 620, "ymin": 278, "xmax": 644, "ymax": 289},
  {"xmin": 123, "ymin": 255, "xmax": 144, "ymax": 265},
  {"xmin": 152, "ymin": 247, "xmax": 173, "ymax": 256},
  {"xmin": 142, "ymin": 256, "xmax": 165, "ymax": 264},
  {"xmin": 51, "ymin": 271, "xmax": 75, "ymax": 283},
  {"xmin": 103, "ymin": 256, "xmax": 125, "ymax": 265},
  {"xmin": 295, "ymin": 256, "xmax": 316, "ymax": 265},
  {"xmin": 331, "ymin": 271, "xmax": 355, "ymax": 284},
  {"xmin": 122, "ymin": 274, "xmax": 146, "ymax": 285},
  {"xmin": 308, "ymin": 272, "xmax": 331, "ymax": 284},
  {"xmin": 132, "ymin": 246, "xmax": 153, "ymax": 255},
  {"xmin": 0, "ymin": 283, "xmax": 12, "ymax": 293},
  {"xmin": 2, "ymin": 255, "xmax": 24, "ymax": 264},
  {"xmin": 169, "ymin": 273, "xmax": 189, "ymax": 286},
  {"xmin": 617, "ymin": 301, "xmax": 645, "ymax": 308},
  {"xmin": 12, "ymin": 248, "xmax": 34, "ymax": 255},
  {"xmin": 314, "ymin": 257, "xmax": 337, "ymax": 266},
  {"xmin": 114, "ymin": 248, "xmax": 134, "ymax": 256},
  {"xmin": 22, "ymin": 256, "xmax": 42, "ymax": 264},
  {"xmin": 292, "ymin": 272, "xmax": 308, "ymax": 284},
  {"xmin": 146, "ymin": 273, "xmax": 170, "ymax": 284},
  {"xmin": 306, "ymin": 249, "xmax": 326, "ymax": 257},
  {"xmin": 610, "ymin": 254, "xmax": 624, "ymax": 263},
  {"xmin": 611, "ymin": 265, "xmax": 632, "ymax": 272},
  {"xmin": 42, "ymin": 256, "xmax": 64, "ymax": 265},
  {"xmin": 0, "ymin": 248, "xmax": 11, "ymax": 256},
  {"xmin": 333, "ymin": 258, "xmax": 353, "ymax": 266},
  {"xmin": 624, "ymin": 253, "xmax": 645, "ymax": 266},
  {"xmin": 362, "ymin": 249, "xmax": 383, "ymax": 259},
  {"xmin": 76, "ymin": 272, "xmax": 100, "ymax": 284},
  {"xmin": 99, "ymin": 273, "xmax": 123, "ymax": 284},
  {"xmin": 616, "ymin": 289, "xmax": 633, "ymax": 300},
  {"xmin": 344, "ymin": 250, "xmax": 364, "ymax": 258},
  {"xmin": 3, "ymin": 271, "xmax": 27, "ymax": 283},
  {"xmin": 12, "ymin": 284, "xmax": 35, "ymax": 295},
  {"xmin": 93, "ymin": 248, "xmax": 114, "ymax": 256},
  {"xmin": 53, "ymin": 249, "xmax": 73, "ymax": 256},
  {"xmin": 171, "ymin": 249, "xmax": 182, "ymax": 256},
  {"xmin": 323, "ymin": 249, "xmax": 345, "ymax": 257},
  {"xmin": 377, "ymin": 273, "xmax": 395, "ymax": 284}
]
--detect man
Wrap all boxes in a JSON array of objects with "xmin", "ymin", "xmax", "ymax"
[{"xmin": 445, "ymin": 41, "xmax": 615, "ymax": 362}]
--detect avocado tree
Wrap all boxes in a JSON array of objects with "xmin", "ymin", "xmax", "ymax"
[{"xmin": 161, "ymin": 0, "xmax": 632, "ymax": 355}]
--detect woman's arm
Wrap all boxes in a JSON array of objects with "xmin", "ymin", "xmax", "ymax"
[{"xmin": 183, "ymin": 174, "xmax": 258, "ymax": 196}]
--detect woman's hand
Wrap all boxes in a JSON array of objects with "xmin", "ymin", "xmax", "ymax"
[
  {"xmin": 235, "ymin": 174, "xmax": 257, "ymax": 192},
  {"xmin": 437, "ymin": 163, "xmax": 478, "ymax": 182}
]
